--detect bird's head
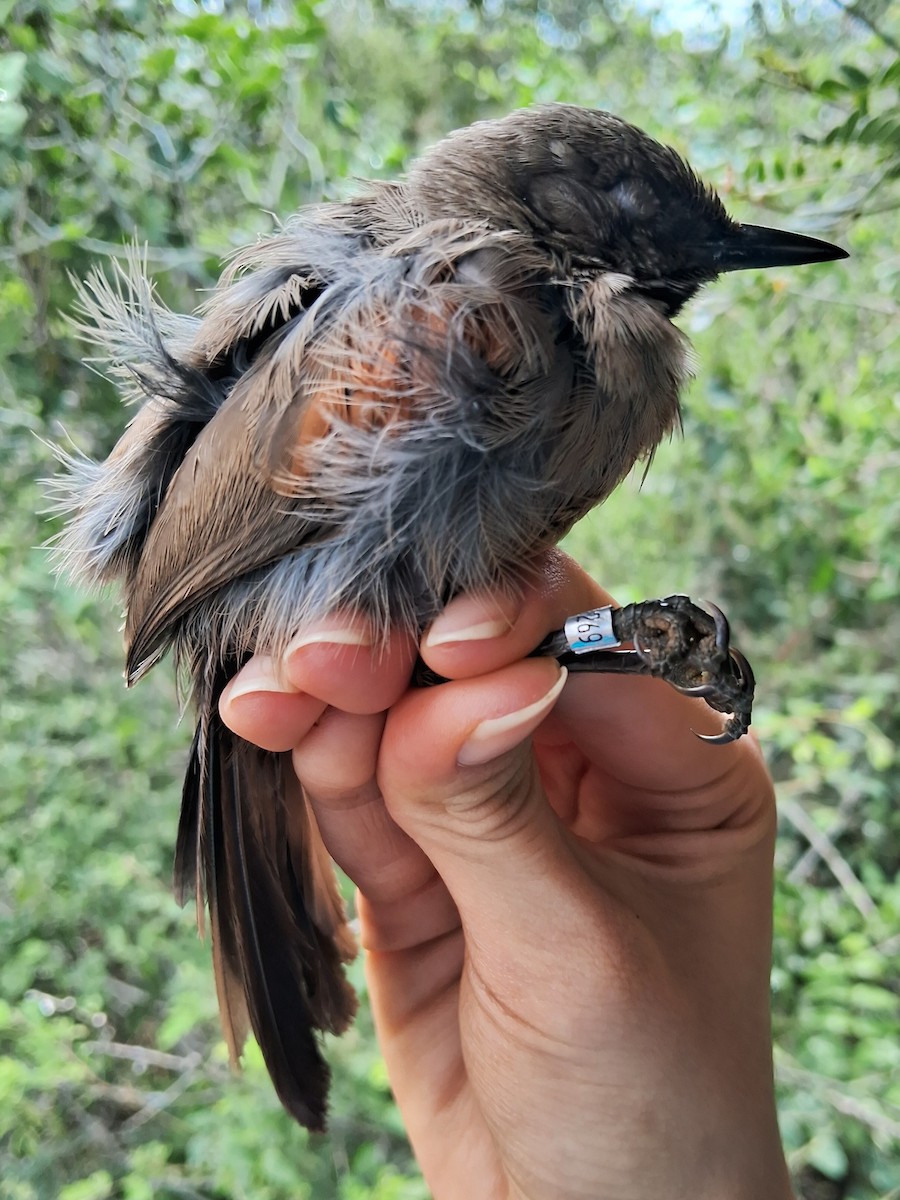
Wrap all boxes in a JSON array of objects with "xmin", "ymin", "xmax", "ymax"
[{"xmin": 410, "ymin": 104, "xmax": 847, "ymax": 315}]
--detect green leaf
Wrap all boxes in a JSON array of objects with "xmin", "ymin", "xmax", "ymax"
[
  {"xmin": 0, "ymin": 51, "xmax": 27, "ymax": 100},
  {"xmin": 840, "ymin": 64, "xmax": 870, "ymax": 90},
  {"xmin": 858, "ymin": 113, "xmax": 900, "ymax": 147},
  {"xmin": 824, "ymin": 109, "xmax": 860, "ymax": 145},
  {"xmin": 0, "ymin": 100, "xmax": 27, "ymax": 141},
  {"xmin": 58, "ymin": 1173, "xmax": 114, "ymax": 1200},
  {"xmin": 141, "ymin": 46, "xmax": 177, "ymax": 79},
  {"xmin": 816, "ymin": 78, "xmax": 849, "ymax": 100},
  {"xmin": 806, "ymin": 1131, "xmax": 849, "ymax": 1180}
]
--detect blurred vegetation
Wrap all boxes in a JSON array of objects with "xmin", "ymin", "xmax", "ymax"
[{"xmin": 1, "ymin": 0, "xmax": 898, "ymax": 1196}]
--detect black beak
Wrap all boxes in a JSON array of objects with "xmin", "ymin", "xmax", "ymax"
[{"xmin": 714, "ymin": 223, "xmax": 849, "ymax": 272}]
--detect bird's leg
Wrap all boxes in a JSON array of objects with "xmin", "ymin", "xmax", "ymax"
[
  {"xmin": 532, "ymin": 595, "xmax": 755, "ymax": 744},
  {"xmin": 413, "ymin": 595, "xmax": 754, "ymax": 744}
]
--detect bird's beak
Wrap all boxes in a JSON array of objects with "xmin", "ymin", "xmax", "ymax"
[{"xmin": 713, "ymin": 223, "xmax": 849, "ymax": 272}]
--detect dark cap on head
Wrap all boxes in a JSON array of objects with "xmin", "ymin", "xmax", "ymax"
[{"xmin": 410, "ymin": 104, "xmax": 848, "ymax": 312}]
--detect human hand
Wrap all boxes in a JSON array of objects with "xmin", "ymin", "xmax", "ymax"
[{"xmin": 219, "ymin": 552, "xmax": 792, "ymax": 1200}]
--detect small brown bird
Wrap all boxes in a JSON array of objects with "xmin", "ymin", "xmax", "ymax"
[{"xmin": 55, "ymin": 104, "xmax": 846, "ymax": 1130}]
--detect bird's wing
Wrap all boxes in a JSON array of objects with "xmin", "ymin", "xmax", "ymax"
[{"xmin": 124, "ymin": 218, "xmax": 561, "ymax": 679}]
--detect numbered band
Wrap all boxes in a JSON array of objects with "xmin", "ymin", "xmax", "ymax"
[{"xmin": 563, "ymin": 607, "xmax": 621, "ymax": 655}]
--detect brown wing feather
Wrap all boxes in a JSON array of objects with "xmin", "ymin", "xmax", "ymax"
[{"xmin": 125, "ymin": 227, "xmax": 548, "ymax": 675}]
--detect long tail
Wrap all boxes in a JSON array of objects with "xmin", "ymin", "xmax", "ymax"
[{"xmin": 175, "ymin": 693, "xmax": 357, "ymax": 1131}]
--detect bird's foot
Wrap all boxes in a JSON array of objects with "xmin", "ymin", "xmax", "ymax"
[{"xmin": 536, "ymin": 595, "xmax": 754, "ymax": 744}]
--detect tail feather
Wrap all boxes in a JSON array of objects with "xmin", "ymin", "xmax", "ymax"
[
  {"xmin": 205, "ymin": 739, "xmax": 252, "ymax": 1066},
  {"xmin": 177, "ymin": 705, "xmax": 357, "ymax": 1131},
  {"xmin": 173, "ymin": 725, "xmax": 202, "ymax": 913}
]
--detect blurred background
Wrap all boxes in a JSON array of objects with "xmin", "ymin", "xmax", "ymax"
[{"xmin": 1, "ymin": 1, "xmax": 898, "ymax": 1196}]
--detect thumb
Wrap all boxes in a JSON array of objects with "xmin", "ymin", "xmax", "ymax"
[{"xmin": 376, "ymin": 658, "xmax": 581, "ymax": 946}]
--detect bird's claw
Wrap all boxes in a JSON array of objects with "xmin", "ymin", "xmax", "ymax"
[
  {"xmin": 621, "ymin": 594, "xmax": 755, "ymax": 744},
  {"xmin": 692, "ymin": 646, "xmax": 754, "ymax": 743},
  {"xmin": 540, "ymin": 594, "xmax": 755, "ymax": 743}
]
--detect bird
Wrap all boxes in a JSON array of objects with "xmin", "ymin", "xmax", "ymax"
[{"xmin": 54, "ymin": 104, "xmax": 847, "ymax": 1131}]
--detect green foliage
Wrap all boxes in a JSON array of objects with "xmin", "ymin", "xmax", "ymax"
[{"xmin": 2, "ymin": 1, "xmax": 898, "ymax": 1196}]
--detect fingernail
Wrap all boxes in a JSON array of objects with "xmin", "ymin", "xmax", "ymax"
[
  {"xmin": 424, "ymin": 593, "xmax": 520, "ymax": 649},
  {"xmin": 286, "ymin": 624, "xmax": 373, "ymax": 656},
  {"xmin": 457, "ymin": 667, "xmax": 567, "ymax": 766},
  {"xmin": 225, "ymin": 655, "xmax": 298, "ymax": 703}
]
